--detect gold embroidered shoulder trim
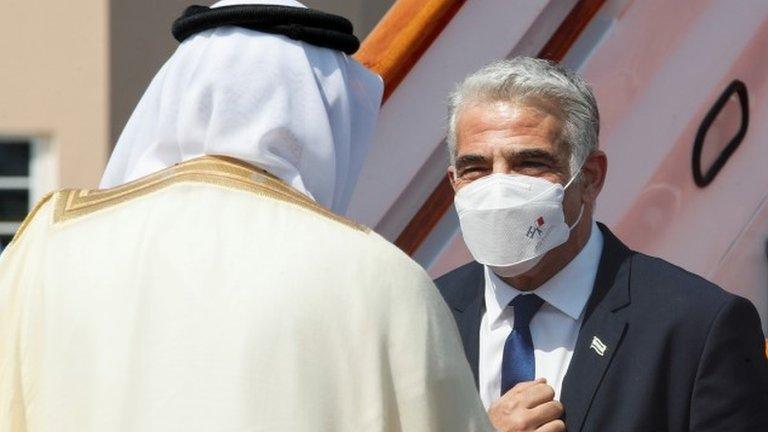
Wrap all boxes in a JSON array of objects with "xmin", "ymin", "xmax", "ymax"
[
  {"xmin": 52, "ymin": 156, "xmax": 367, "ymax": 232},
  {"xmin": 7, "ymin": 191, "xmax": 57, "ymax": 247}
]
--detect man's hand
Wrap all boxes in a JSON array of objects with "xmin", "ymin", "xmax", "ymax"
[{"xmin": 488, "ymin": 379, "xmax": 565, "ymax": 432}]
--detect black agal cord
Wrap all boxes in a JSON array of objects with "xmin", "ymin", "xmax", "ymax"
[{"xmin": 172, "ymin": 5, "xmax": 360, "ymax": 54}]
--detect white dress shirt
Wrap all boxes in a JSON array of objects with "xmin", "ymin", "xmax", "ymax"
[{"xmin": 479, "ymin": 222, "xmax": 604, "ymax": 408}]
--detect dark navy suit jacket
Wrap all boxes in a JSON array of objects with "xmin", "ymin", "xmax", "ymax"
[{"xmin": 435, "ymin": 223, "xmax": 768, "ymax": 431}]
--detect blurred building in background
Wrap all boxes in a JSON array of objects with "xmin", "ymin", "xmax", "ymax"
[{"xmin": 0, "ymin": 0, "xmax": 392, "ymax": 249}]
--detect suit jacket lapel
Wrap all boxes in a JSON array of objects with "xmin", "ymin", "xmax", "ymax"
[
  {"xmin": 561, "ymin": 308, "xmax": 627, "ymax": 431},
  {"xmin": 561, "ymin": 224, "xmax": 633, "ymax": 431},
  {"xmin": 443, "ymin": 262, "xmax": 485, "ymax": 388},
  {"xmin": 459, "ymin": 289, "xmax": 483, "ymax": 387}
]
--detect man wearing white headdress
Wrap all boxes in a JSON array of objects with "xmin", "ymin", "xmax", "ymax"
[{"xmin": 0, "ymin": 1, "xmax": 492, "ymax": 431}]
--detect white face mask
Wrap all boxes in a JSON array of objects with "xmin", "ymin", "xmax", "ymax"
[{"xmin": 454, "ymin": 171, "xmax": 584, "ymax": 278}]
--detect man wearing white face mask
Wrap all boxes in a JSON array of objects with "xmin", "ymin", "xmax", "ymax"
[
  {"xmin": 436, "ymin": 57, "xmax": 768, "ymax": 432},
  {"xmin": 0, "ymin": 2, "xmax": 493, "ymax": 431}
]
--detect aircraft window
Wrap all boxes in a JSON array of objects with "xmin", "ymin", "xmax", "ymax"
[{"xmin": 692, "ymin": 79, "xmax": 749, "ymax": 187}]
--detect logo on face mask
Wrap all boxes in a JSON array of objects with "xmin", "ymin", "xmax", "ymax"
[{"xmin": 526, "ymin": 217, "xmax": 545, "ymax": 239}]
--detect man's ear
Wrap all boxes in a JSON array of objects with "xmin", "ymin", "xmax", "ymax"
[{"xmin": 581, "ymin": 150, "xmax": 607, "ymax": 205}]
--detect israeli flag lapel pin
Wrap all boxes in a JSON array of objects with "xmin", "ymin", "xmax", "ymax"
[{"xmin": 590, "ymin": 336, "xmax": 607, "ymax": 356}]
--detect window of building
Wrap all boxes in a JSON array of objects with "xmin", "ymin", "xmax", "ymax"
[
  {"xmin": 0, "ymin": 138, "xmax": 55, "ymax": 251},
  {"xmin": 0, "ymin": 140, "xmax": 32, "ymax": 250}
]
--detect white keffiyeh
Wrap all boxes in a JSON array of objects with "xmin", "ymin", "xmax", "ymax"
[{"xmin": 100, "ymin": 0, "xmax": 382, "ymax": 215}]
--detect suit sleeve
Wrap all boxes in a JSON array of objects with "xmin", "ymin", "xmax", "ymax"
[
  {"xmin": 689, "ymin": 296, "xmax": 768, "ymax": 430},
  {"xmin": 385, "ymin": 263, "xmax": 493, "ymax": 432}
]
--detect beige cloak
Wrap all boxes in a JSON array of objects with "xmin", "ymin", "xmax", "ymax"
[{"xmin": 0, "ymin": 156, "xmax": 491, "ymax": 432}]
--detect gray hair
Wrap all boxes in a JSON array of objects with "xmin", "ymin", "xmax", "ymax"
[{"xmin": 447, "ymin": 57, "xmax": 599, "ymax": 175}]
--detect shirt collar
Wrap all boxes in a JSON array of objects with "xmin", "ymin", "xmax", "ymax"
[{"xmin": 484, "ymin": 221, "xmax": 604, "ymax": 325}]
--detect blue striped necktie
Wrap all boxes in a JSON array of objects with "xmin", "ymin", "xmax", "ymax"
[{"xmin": 501, "ymin": 294, "xmax": 545, "ymax": 395}]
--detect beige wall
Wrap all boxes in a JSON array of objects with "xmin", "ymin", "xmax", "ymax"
[
  {"xmin": 0, "ymin": 0, "xmax": 393, "ymax": 192},
  {"xmin": 0, "ymin": 0, "xmax": 109, "ymax": 190}
]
